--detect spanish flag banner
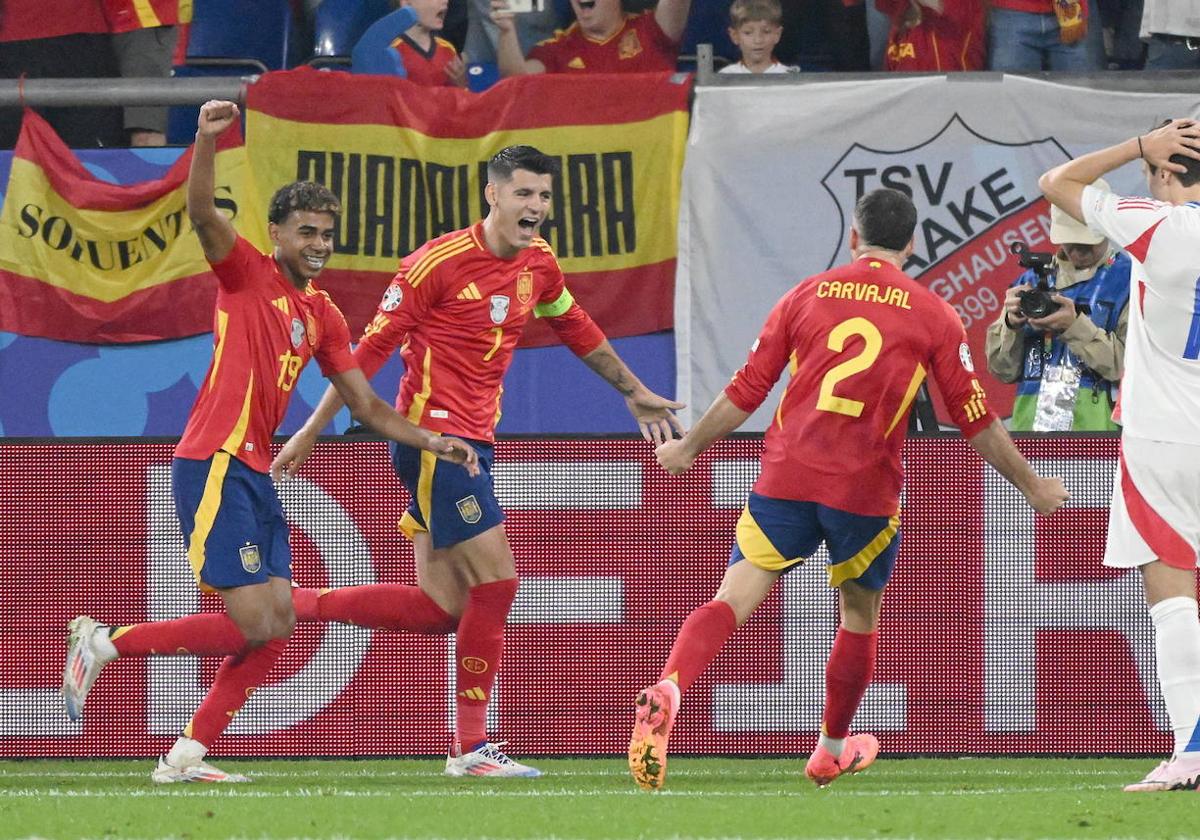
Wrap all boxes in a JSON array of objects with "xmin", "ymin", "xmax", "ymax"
[
  {"xmin": 0, "ymin": 110, "xmax": 253, "ymax": 343},
  {"xmin": 244, "ymin": 68, "xmax": 690, "ymax": 345}
]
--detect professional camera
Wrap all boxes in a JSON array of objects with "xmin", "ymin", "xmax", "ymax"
[{"xmin": 1009, "ymin": 241, "xmax": 1063, "ymax": 319}]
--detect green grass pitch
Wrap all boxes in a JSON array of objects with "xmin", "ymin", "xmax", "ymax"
[{"xmin": 0, "ymin": 757, "xmax": 1195, "ymax": 840}]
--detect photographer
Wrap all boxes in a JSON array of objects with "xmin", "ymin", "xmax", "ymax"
[{"xmin": 985, "ymin": 194, "xmax": 1131, "ymax": 431}]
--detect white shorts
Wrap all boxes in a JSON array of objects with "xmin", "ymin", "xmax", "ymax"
[{"xmin": 1104, "ymin": 436, "xmax": 1200, "ymax": 570}]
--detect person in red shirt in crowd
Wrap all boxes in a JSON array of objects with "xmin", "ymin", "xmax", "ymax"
[
  {"xmin": 387, "ymin": 0, "xmax": 469, "ymax": 86},
  {"xmin": 273, "ymin": 145, "xmax": 684, "ymax": 778},
  {"xmin": 627, "ymin": 188, "xmax": 1069, "ymax": 792},
  {"xmin": 987, "ymin": 0, "xmax": 1103, "ymax": 70},
  {"xmin": 61, "ymin": 101, "xmax": 478, "ymax": 784},
  {"xmin": 103, "ymin": 0, "xmax": 191, "ymax": 145},
  {"xmin": 876, "ymin": 0, "xmax": 985, "ymax": 71},
  {"xmin": 493, "ymin": 0, "xmax": 693, "ymax": 76},
  {"xmin": 0, "ymin": 0, "xmax": 122, "ymax": 149}
]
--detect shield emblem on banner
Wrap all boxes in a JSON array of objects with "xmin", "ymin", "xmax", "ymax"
[
  {"xmin": 239, "ymin": 544, "xmax": 262, "ymax": 573},
  {"xmin": 489, "ymin": 295, "xmax": 510, "ymax": 325},
  {"xmin": 456, "ymin": 495, "xmax": 482, "ymax": 524},
  {"xmin": 516, "ymin": 270, "xmax": 533, "ymax": 304},
  {"xmin": 819, "ymin": 114, "xmax": 1074, "ymax": 423}
]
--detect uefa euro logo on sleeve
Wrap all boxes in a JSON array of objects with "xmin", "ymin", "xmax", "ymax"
[
  {"xmin": 456, "ymin": 495, "xmax": 482, "ymax": 524},
  {"xmin": 239, "ymin": 544, "xmax": 262, "ymax": 574}
]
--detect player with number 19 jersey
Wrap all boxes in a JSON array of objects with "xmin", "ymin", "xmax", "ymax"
[
  {"xmin": 353, "ymin": 221, "xmax": 605, "ymax": 441},
  {"xmin": 725, "ymin": 255, "xmax": 996, "ymax": 517},
  {"xmin": 175, "ymin": 236, "xmax": 358, "ymax": 473}
]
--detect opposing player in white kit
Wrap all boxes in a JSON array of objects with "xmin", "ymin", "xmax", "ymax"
[{"xmin": 1040, "ymin": 118, "xmax": 1200, "ymax": 792}]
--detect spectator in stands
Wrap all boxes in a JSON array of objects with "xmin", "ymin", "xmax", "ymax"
[
  {"xmin": 353, "ymin": 0, "xmax": 468, "ymax": 85},
  {"xmin": 876, "ymin": 0, "xmax": 986, "ymax": 71},
  {"xmin": 1098, "ymin": 0, "xmax": 1145, "ymax": 69},
  {"xmin": 103, "ymin": 0, "xmax": 190, "ymax": 146},
  {"xmin": 1140, "ymin": 0, "xmax": 1200, "ymax": 69},
  {"xmin": 719, "ymin": 0, "xmax": 799, "ymax": 74},
  {"xmin": 493, "ymin": 0, "xmax": 693, "ymax": 76},
  {"xmin": 987, "ymin": 0, "xmax": 1105, "ymax": 71},
  {"xmin": 0, "ymin": 0, "xmax": 122, "ymax": 150},
  {"xmin": 984, "ymin": 191, "xmax": 1130, "ymax": 432},
  {"xmin": 466, "ymin": 0, "xmax": 566, "ymax": 67}
]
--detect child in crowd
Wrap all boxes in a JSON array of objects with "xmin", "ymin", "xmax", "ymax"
[
  {"xmin": 719, "ymin": 0, "xmax": 799, "ymax": 74},
  {"xmin": 353, "ymin": 0, "xmax": 467, "ymax": 86}
]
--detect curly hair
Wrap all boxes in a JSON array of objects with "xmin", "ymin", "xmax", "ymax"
[{"xmin": 267, "ymin": 181, "xmax": 341, "ymax": 225}]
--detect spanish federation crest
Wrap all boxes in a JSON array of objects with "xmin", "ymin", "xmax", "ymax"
[
  {"xmin": 489, "ymin": 295, "xmax": 510, "ymax": 325},
  {"xmin": 456, "ymin": 495, "xmax": 482, "ymax": 524},
  {"xmin": 516, "ymin": 270, "xmax": 533, "ymax": 305},
  {"xmin": 239, "ymin": 544, "xmax": 262, "ymax": 574},
  {"xmin": 381, "ymin": 282, "xmax": 404, "ymax": 312},
  {"xmin": 290, "ymin": 318, "xmax": 305, "ymax": 349}
]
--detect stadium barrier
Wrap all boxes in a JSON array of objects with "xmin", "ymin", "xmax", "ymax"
[{"xmin": 0, "ymin": 434, "xmax": 1169, "ymax": 757}]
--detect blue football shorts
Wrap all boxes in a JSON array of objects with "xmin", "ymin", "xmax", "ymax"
[
  {"xmin": 391, "ymin": 437, "xmax": 504, "ymax": 549},
  {"xmin": 729, "ymin": 492, "xmax": 901, "ymax": 590},
  {"xmin": 172, "ymin": 453, "xmax": 291, "ymax": 591}
]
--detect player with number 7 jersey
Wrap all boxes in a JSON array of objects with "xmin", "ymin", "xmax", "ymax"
[
  {"xmin": 275, "ymin": 145, "xmax": 684, "ymax": 777},
  {"xmin": 632, "ymin": 188, "xmax": 1067, "ymax": 793}
]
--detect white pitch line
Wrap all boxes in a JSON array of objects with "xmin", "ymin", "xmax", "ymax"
[{"xmin": 0, "ymin": 784, "xmax": 1117, "ymax": 799}]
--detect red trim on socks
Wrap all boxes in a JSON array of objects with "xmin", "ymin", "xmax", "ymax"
[
  {"xmin": 454, "ymin": 578, "xmax": 519, "ymax": 748},
  {"xmin": 185, "ymin": 638, "xmax": 287, "ymax": 747},
  {"xmin": 111, "ymin": 613, "xmax": 247, "ymax": 657},
  {"xmin": 661, "ymin": 600, "xmax": 737, "ymax": 692},
  {"xmin": 297, "ymin": 585, "xmax": 458, "ymax": 634},
  {"xmin": 822, "ymin": 627, "xmax": 877, "ymax": 739}
]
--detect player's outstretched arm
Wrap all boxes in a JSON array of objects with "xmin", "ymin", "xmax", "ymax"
[
  {"xmin": 187, "ymin": 100, "xmax": 239, "ymax": 264},
  {"xmin": 270, "ymin": 371, "xmax": 479, "ymax": 479},
  {"xmin": 967, "ymin": 419, "xmax": 1069, "ymax": 515},
  {"xmin": 1039, "ymin": 119, "xmax": 1200, "ymax": 223},
  {"xmin": 656, "ymin": 391, "xmax": 749, "ymax": 476},
  {"xmin": 581, "ymin": 339, "xmax": 684, "ymax": 444}
]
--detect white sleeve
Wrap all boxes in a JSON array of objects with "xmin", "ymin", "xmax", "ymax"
[{"xmin": 1080, "ymin": 184, "xmax": 1172, "ymax": 261}]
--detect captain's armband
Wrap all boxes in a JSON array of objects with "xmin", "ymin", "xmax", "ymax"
[{"xmin": 534, "ymin": 288, "xmax": 574, "ymax": 319}]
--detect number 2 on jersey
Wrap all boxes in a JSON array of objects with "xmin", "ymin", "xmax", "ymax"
[{"xmin": 816, "ymin": 317, "xmax": 883, "ymax": 417}]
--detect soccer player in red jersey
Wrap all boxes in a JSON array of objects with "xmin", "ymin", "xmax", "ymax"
[
  {"xmin": 493, "ymin": 0, "xmax": 691, "ymax": 76},
  {"xmin": 627, "ymin": 188, "xmax": 1070, "ymax": 791},
  {"xmin": 273, "ymin": 145, "xmax": 683, "ymax": 777},
  {"xmin": 61, "ymin": 100, "xmax": 478, "ymax": 783}
]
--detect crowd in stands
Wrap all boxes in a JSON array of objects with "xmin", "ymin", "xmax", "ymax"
[{"xmin": 0, "ymin": 0, "xmax": 1190, "ymax": 150}]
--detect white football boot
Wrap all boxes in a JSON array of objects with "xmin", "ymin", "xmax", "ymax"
[
  {"xmin": 444, "ymin": 740, "xmax": 541, "ymax": 778},
  {"xmin": 62, "ymin": 616, "xmax": 116, "ymax": 721}
]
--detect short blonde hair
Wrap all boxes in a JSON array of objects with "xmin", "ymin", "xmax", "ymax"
[{"xmin": 729, "ymin": 0, "xmax": 783, "ymax": 28}]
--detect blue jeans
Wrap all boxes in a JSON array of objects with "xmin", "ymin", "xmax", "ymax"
[
  {"xmin": 987, "ymin": 7, "xmax": 1104, "ymax": 71},
  {"xmin": 1145, "ymin": 37, "xmax": 1200, "ymax": 69}
]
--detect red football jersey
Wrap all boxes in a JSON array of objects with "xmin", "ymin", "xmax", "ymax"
[
  {"xmin": 391, "ymin": 34, "xmax": 459, "ymax": 86},
  {"xmin": 354, "ymin": 222, "xmax": 605, "ymax": 442},
  {"xmin": 725, "ymin": 257, "xmax": 995, "ymax": 516},
  {"xmin": 527, "ymin": 11, "xmax": 678, "ymax": 74},
  {"xmin": 175, "ymin": 237, "xmax": 358, "ymax": 473}
]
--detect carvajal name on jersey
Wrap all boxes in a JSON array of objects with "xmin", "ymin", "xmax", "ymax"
[{"xmin": 816, "ymin": 281, "xmax": 912, "ymax": 310}]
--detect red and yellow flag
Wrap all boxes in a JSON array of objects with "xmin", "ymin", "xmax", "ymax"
[
  {"xmin": 244, "ymin": 68, "xmax": 690, "ymax": 345},
  {"xmin": 0, "ymin": 110, "xmax": 252, "ymax": 343}
]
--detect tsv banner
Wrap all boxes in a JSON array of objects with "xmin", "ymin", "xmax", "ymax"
[{"xmin": 677, "ymin": 75, "xmax": 1200, "ymax": 428}]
